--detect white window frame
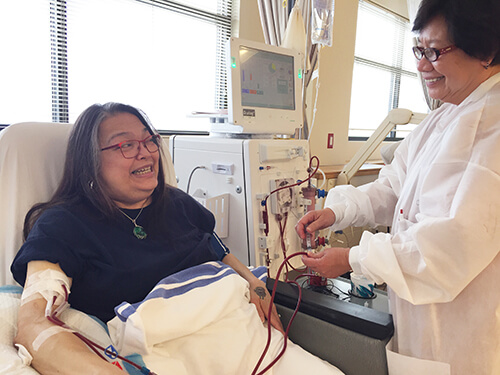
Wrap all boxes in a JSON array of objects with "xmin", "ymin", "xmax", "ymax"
[{"xmin": 348, "ymin": 0, "xmax": 426, "ymax": 141}]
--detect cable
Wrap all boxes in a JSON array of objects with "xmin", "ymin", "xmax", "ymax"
[
  {"xmin": 252, "ymin": 251, "xmax": 308, "ymax": 375},
  {"xmin": 186, "ymin": 165, "xmax": 206, "ymax": 194},
  {"xmin": 277, "ymin": 214, "xmax": 290, "ymax": 277},
  {"xmin": 307, "ymin": 46, "xmax": 322, "ymax": 142},
  {"xmin": 261, "ymin": 156, "xmax": 320, "ymax": 281},
  {"xmin": 330, "ymin": 282, "xmax": 350, "ymax": 297},
  {"xmin": 261, "ymin": 155, "xmax": 320, "ymax": 238},
  {"xmin": 316, "ymin": 167, "xmax": 326, "ymax": 189},
  {"xmin": 293, "ymin": 273, "xmax": 317, "ymax": 283},
  {"xmin": 252, "ymin": 157, "xmax": 324, "ymax": 372},
  {"xmin": 263, "ymin": 156, "xmax": 320, "ymax": 206},
  {"xmin": 277, "ymin": 213, "xmax": 306, "ymax": 278},
  {"xmin": 46, "ymin": 286, "xmax": 157, "ymax": 375}
]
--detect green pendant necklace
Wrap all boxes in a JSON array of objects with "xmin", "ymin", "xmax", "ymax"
[{"xmin": 118, "ymin": 205, "xmax": 147, "ymax": 239}]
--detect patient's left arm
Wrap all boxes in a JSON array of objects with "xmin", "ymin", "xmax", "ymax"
[{"xmin": 222, "ymin": 254, "xmax": 285, "ymax": 334}]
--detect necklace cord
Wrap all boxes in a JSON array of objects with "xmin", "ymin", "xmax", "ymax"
[{"xmin": 118, "ymin": 205, "xmax": 145, "ymax": 225}]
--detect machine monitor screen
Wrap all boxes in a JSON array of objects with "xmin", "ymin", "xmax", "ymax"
[
  {"xmin": 239, "ymin": 46, "xmax": 295, "ymax": 111},
  {"xmin": 211, "ymin": 38, "xmax": 303, "ymax": 136}
]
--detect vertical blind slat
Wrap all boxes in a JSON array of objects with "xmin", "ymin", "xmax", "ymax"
[{"xmin": 51, "ymin": 0, "xmax": 69, "ymax": 123}]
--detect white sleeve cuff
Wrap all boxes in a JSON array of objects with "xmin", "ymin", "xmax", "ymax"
[
  {"xmin": 325, "ymin": 204, "xmax": 350, "ymax": 232},
  {"xmin": 349, "ymin": 245, "xmax": 363, "ymax": 275}
]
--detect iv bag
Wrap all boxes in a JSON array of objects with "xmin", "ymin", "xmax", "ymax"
[{"xmin": 312, "ymin": 0, "xmax": 335, "ymax": 46}]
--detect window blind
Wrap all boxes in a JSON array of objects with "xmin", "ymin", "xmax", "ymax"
[
  {"xmin": 348, "ymin": 0, "xmax": 427, "ymax": 139},
  {"xmin": 0, "ymin": 0, "xmax": 232, "ymax": 131},
  {"xmin": 50, "ymin": 0, "xmax": 69, "ymax": 123},
  {"xmin": 215, "ymin": 0, "xmax": 232, "ymax": 110}
]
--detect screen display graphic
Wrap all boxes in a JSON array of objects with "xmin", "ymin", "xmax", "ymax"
[{"xmin": 239, "ymin": 46, "xmax": 295, "ymax": 110}]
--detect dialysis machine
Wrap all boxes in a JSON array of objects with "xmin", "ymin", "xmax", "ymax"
[
  {"xmin": 171, "ymin": 37, "xmax": 394, "ymax": 375},
  {"xmin": 170, "ymin": 38, "xmax": 310, "ymax": 278},
  {"xmin": 171, "ymin": 136, "xmax": 310, "ymax": 277}
]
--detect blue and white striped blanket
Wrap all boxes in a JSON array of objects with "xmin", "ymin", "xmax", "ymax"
[{"xmin": 108, "ymin": 261, "xmax": 343, "ymax": 375}]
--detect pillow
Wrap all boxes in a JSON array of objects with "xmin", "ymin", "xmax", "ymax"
[
  {"xmin": 0, "ymin": 285, "xmax": 39, "ymax": 374},
  {"xmin": 0, "ymin": 285, "xmax": 145, "ymax": 374}
]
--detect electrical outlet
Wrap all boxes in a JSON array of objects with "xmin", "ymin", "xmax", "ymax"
[{"xmin": 327, "ymin": 133, "xmax": 334, "ymax": 149}]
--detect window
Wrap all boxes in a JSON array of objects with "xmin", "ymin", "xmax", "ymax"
[
  {"xmin": 348, "ymin": 0, "xmax": 428, "ymax": 140},
  {"xmin": 0, "ymin": 0, "xmax": 52, "ymax": 125},
  {"xmin": 0, "ymin": 0, "xmax": 232, "ymax": 132}
]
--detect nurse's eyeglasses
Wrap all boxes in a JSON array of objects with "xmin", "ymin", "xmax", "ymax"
[
  {"xmin": 412, "ymin": 45, "xmax": 456, "ymax": 62},
  {"xmin": 101, "ymin": 134, "xmax": 161, "ymax": 159}
]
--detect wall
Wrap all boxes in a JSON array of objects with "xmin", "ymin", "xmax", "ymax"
[
  {"xmin": 238, "ymin": 0, "xmax": 265, "ymax": 42},
  {"xmin": 237, "ymin": 0, "xmax": 409, "ymax": 167}
]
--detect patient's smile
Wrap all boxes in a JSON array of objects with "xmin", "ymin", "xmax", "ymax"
[{"xmin": 132, "ymin": 166, "xmax": 153, "ymax": 175}]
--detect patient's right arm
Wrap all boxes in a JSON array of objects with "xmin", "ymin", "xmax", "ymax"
[{"xmin": 15, "ymin": 261, "xmax": 123, "ymax": 375}]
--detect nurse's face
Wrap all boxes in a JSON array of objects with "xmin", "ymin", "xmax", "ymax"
[
  {"xmin": 98, "ymin": 112, "xmax": 160, "ymax": 209},
  {"xmin": 416, "ymin": 16, "xmax": 489, "ymax": 105}
]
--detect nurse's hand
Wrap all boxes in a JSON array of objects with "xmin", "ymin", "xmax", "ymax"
[
  {"xmin": 295, "ymin": 208, "xmax": 336, "ymax": 240},
  {"xmin": 249, "ymin": 279, "xmax": 285, "ymax": 335},
  {"xmin": 301, "ymin": 247, "xmax": 351, "ymax": 279}
]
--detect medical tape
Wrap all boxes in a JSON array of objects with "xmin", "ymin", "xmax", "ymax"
[
  {"xmin": 15, "ymin": 344, "xmax": 33, "ymax": 365},
  {"xmin": 21, "ymin": 269, "xmax": 71, "ymax": 317},
  {"xmin": 32, "ymin": 326, "xmax": 74, "ymax": 351}
]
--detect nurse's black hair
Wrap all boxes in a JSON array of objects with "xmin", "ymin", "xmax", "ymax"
[
  {"xmin": 23, "ymin": 102, "xmax": 170, "ymax": 239},
  {"xmin": 412, "ymin": 0, "xmax": 500, "ymax": 66}
]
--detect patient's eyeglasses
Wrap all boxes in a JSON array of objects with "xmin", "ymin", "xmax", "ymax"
[
  {"xmin": 101, "ymin": 134, "xmax": 161, "ymax": 159},
  {"xmin": 412, "ymin": 45, "xmax": 456, "ymax": 62}
]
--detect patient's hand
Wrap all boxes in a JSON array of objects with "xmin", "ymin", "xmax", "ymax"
[
  {"xmin": 221, "ymin": 254, "xmax": 285, "ymax": 334},
  {"xmin": 249, "ymin": 280, "xmax": 285, "ymax": 334}
]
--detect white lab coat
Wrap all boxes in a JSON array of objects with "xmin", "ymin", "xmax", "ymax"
[{"xmin": 325, "ymin": 72, "xmax": 500, "ymax": 375}]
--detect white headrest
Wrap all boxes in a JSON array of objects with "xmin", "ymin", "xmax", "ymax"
[{"xmin": 0, "ymin": 122, "xmax": 176, "ymax": 286}]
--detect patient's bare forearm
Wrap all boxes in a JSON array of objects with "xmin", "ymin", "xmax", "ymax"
[
  {"xmin": 223, "ymin": 253, "xmax": 263, "ymax": 284},
  {"xmin": 16, "ymin": 299, "xmax": 123, "ymax": 375}
]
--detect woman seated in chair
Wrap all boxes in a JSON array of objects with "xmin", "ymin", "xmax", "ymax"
[{"xmin": 11, "ymin": 102, "xmax": 284, "ymax": 374}]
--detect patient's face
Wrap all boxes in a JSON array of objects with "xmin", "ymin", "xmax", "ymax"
[{"xmin": 98, "ymin": 112, "xmax": 160, "ymax": 209}]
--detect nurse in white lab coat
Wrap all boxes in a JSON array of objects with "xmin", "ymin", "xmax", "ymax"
[{"xmin": 296, "ymin": 0, "xmax": 500, "ymax": 374}]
